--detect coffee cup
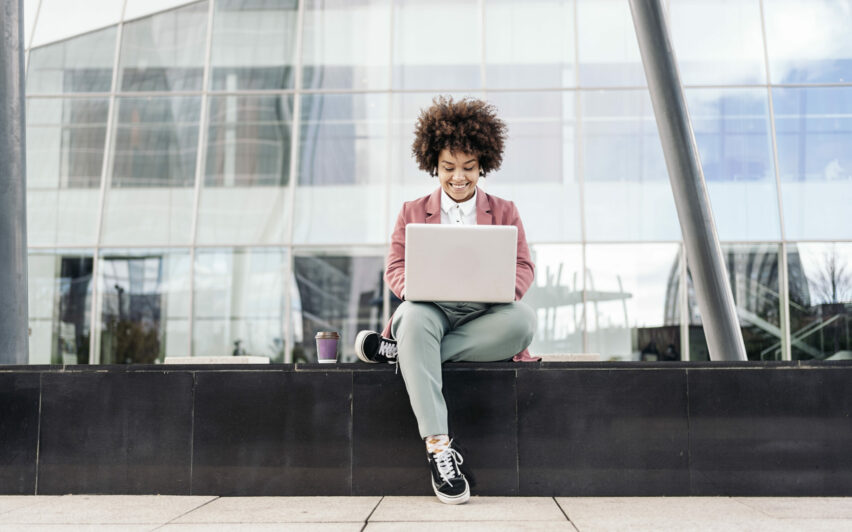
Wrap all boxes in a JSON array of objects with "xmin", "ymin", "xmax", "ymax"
[{"xmin": 315, "ymin": 331, "xmax": 340, "ymax": 363}]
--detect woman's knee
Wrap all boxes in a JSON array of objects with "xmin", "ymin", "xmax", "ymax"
[
  {"xmin": 393, "ymin": 301, "xmax": 446, "ymax": 338},
  {"xmin": 509, "ymin": 301, "xmax": 537, "ymax": 344}
]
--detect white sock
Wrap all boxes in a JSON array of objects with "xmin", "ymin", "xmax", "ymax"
[{"xmin": 425, "ymin": 434, "xmax": 450, "ymax": 454}]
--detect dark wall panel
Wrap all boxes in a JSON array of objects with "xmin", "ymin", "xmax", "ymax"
[
  {"xmin": 688, "ymin": 367, "xmax": 852, "ymax": 495},
  {"xmin": 192, "ymin": 370, "xmax": 352, "ymax": 495},
  {"xmin": 38, "ymin": 371, "xmax": 194, "ymax": 494},
  {"xmin": 0, "ymin": 372, "xmax": 40, "ymax": 494},
  {"xmin": 517, "ymin": 368, "xmax": 690, "ymax": 496}
]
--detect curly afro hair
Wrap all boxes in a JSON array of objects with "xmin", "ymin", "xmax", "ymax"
[{"xmin": 412, "ymin": 96, "xmax": 507, "ymax": 177}]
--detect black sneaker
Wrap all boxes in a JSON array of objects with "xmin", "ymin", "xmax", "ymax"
[
  {"xmin": 354, "ymin": 330, "xmax": 398, "ymax": 364},
  {"xmin": 427, "ymin": 443, "xmax": 470, "ymax": 505}
]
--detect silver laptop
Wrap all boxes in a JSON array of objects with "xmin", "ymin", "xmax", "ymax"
[{"xmin": 404, "ymin": 224, "xmax": 517, "ymax": 303}]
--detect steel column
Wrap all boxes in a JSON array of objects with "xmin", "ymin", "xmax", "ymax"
[
  {"xmin": 628, "ymin": 0, "xmax": 747, "ymax": 361},
  {"xmin": 0, "ymin": 0, "xmax": 28, "ymax": 364}
]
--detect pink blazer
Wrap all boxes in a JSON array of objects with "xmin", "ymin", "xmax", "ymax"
[{"xmin": 382, "ymin": 187, "xmax": 540, "ymax": 362}]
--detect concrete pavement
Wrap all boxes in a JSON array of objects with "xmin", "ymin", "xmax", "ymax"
[{"xmin": 1, "ymin": 495, "xmax": 852, "ymax": 531}]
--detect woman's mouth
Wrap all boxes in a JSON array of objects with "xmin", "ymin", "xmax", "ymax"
[{"xmin": 450, "ymin": 182, "xmax": 468, "ymax": 191}]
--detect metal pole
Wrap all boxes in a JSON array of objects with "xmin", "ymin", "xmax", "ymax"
[
  {"xmin": 628, "ymin": 0, "xmax": 747, "ymax": 361},
  {"xmin": 0, "ymin": 0, "xmax": 29, "ymax": 365}
]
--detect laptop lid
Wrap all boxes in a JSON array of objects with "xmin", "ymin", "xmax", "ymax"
[{"xmin": 404, "ymin": 224, "xmax": 517, "ymax": 303}]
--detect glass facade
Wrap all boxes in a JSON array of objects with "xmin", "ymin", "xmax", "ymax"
[{"xmin": 24, "ymin": 0, "xmax": 851, "ymax": 363}]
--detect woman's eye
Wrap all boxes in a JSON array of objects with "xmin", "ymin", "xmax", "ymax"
[{"xmin": 463, "ymin": 167, "xmax": 474, "ymax": 172}]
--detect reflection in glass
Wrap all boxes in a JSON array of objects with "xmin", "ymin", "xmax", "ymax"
[
  {"xmin": 393, "ymin": 0, "xmax": 481, "ymax": 90},
  {"xmin": 669, "ymin": 0, "xmax": 765, "ymax": 85},
  {"xmin": 764, "ymin": 0, "xmax": 852, "ymax": 84},
  {"xmin": 27, "ymin": 98, "xmax": 109, "ymax": 188},
  {"xmin": 103, "ymin": 96, "xmax": 199, "ymax": 245},
  {"xmin": 194, "ymin": 248, "xmax": 288, "ymax": 362},
  {"xmin": 27, "ymin": 26, "xmax": 116, "ymax": 93},
  {"xmin": 524, "ymin": 245, "xmax": 584, "ymax": 354},
  {"xmin": 197, "ymin": 95, "xmax": 293, "ymax": 244},
  {"xmin": 687, "ymin": 244, "xmax": 782, "ymax": 361},
  {"xmin": 485, "ymin": 91, "xmax": 580, "ymax": 243},
  {"xmin": 118, "ymin": 1, "xmax": 208, "ymax": 92},
  {"xmin": 576, "ymin": 0, "xmax": 645, "ymax": 87},
  {"xmin": 28, "ymin": 251, "xmax": 93, "ymax": 365},
  {"xmin": 292, "ymin": 254, "xmax": 385, "ymax": 362},
  {"xmin": 295, "ymin": 93, "xmax": 389, "ymax": 244},
  {"xmin": 210, "ymin": 0, "xmax": 298, "ymax": 90},
  {"xmin": 686, "ymin": 88, "xmax": 780, "ymax": 241},
  {"xmin": 773, "ymin": 87, "xmax": 852, "ymax": 240},
  {"xmin": 585, "ymin": 244, "xmax": 682, "ymax": 361},
  {"xmin": 97, "ymin": 249, "xmax": 190, "ymax": 364},
  {"xmin": 111, "ymin": 96, "xmax": 201, "ymax": 188},
  {"xmin": 581, "ymin": 90, "xmax": 678, "ymax": 241},
  {"xmin": 26, "ymin": 98, "xmax": 108, "ymax": 246},
  {"xmin": 484, "ymin": 0, "xmax": 575, "ymax": 88},
  {"xmin": 205, "ymin": 95, "xmax": 292, "ymax": 187},
  {"xmin": 788, "ymin": 243, "xmax": 852, "ymax": 360},
  {"xmin": 302, "ymin": 0, "xmax": 390, "ymax": 90}
]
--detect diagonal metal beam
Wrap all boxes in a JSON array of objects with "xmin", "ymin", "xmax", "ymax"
[
  {"xmin": 0, "ymin": 0, "xmax": 29, "ymax": 365},
  {"xmin": 628, "ymin": 0, "xmax": 747, "ymax": 361}
]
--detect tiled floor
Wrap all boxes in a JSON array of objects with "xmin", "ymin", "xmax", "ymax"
[{"xmin": 1, "ymin": 496, "xmax": 852, "ymax": 531}]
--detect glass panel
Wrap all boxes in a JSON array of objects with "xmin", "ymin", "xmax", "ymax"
[
  {"xmin": 27, "ymin": 26, "xmax": 116, "ymax": 93},
  {"xmin": 687, "ymin": 244, "xmax": 782, "ymax": 361},
  {"xmin": 788, "ymin": 243, "xmax": 852, "ymax": 361},
  {"xmin": 525, "ymin": 244, "xmax": 584, "ymax": 355},
  {"xmin": 28, "ymin": 251, "xmax": 94, "ymax": 365},
  {"xmin": 291, "ymin": 253, "xmax": 385, "ymax": 363},
  {"xmin": 773, "ymin": 87, "xmax": 852, "ymax": 240},
  {"xmin": 294, "ymin": 93, "xmax": 388, "ymax": 244},
  {"xmin": 125, "ymin": 0, "xmax": 206, "ymax": 20},
  {"xmin": 576, "ymin": 0, "xmax": 645, "ymax": 87},
  {"xmin": 96, "ymin": 249, "xmax": 191, "ymax": 363},
  {"xmin": 210, "ymin": 0, "xmax": 298, "ymax": 90},
  {"xmin": 392, "ymin": 0, "xmax": 481, "ymax": 90},
  {"xmin": 485, "ymin": 91, "xmax": 581, "ymax": 243},
  {"xmin": 30, "ymin": 0, "xmax": 123, "ymax": 47},
  {"xmin": 669, "ymin": 0, "xmax": 766, "ymax": 86},
  {"xmin": 102, "ymin": 96, "xmax": 200, "ymax": 245},
  {"xmin": 193, "ymin": 248, "xmax": 289, "ymax": 362},
  {"xmin": 26, "ymin": 98, "xmax": 109, "ymax": 189},
  {"xmin": 686, "ymin": 88, "xmax": 781, "ymax": 241},
  {"xmin": 25, "ymin": 98, "xmax": 108, "ymax": 246},
  {"xmin": 484, "ymin": 0, "xmax": 575, "ymax": 89},
  {"xmin": 581, "ymin": 90, "xmax": 679, "ymax": 241},
  {"xmin": 197, "ymin": 94, "xmax": 292, "ymax": 245},
  {"xmin": 118, "ymin": 2, "xmax": 208, "ymax": 92},
  {"xmin": 585, "ymin": 243, "xmax": 682, "ymax": 361},
  {"xmin": 763, "ymin": 0, "xmax": 852, "ymax": 84},
  {"xmin": 302, "ymin": 0, "xmax": 390, "ymax": 90}
]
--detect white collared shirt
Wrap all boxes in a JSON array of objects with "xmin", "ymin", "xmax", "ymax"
[{"xmin": 440, "ymin": 188, "xmax": 477, "ymax": 225}]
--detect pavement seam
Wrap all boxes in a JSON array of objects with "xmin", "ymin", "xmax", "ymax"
[
  {"xmin": 730, "ymin": 496, "xmax": 778, "ymax": 519},
  {"xmin": 149, "ymin": 496, "xmax": 220, "ymax": 530},
  {"xmin": 553, "ymin": 497, "xmax": 580, "ymax": 532},
  {"xmin": 361, "ymin": 496, "xmax": 384, "ymax": 531}
]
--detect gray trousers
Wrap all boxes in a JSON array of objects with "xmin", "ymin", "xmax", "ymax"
[{"xmin": 390, "ymin": 300, "xmax": 536, "ymax": 438}]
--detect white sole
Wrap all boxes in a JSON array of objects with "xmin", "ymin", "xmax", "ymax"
[
  {"xmin": 354, "ymin": 330, "xmax": 377, "ymax": 364},
  {"xmin": 432, "ymin": 478, "xmax": 470, "ymax": 505}
]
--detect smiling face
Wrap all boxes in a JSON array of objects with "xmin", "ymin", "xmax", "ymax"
[{"xmin": 437, "ymin": 149, "xmax": 480, "ymax": 203}]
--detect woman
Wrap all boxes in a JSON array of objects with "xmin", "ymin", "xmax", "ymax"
[{"xmin": 354, "ymin": 96, "xmax": 537, "ymax": 505}]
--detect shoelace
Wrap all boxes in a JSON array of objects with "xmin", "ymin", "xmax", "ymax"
[{"xmin": 433, "ymin": 447, "xmax": 464, "ymax": 486}]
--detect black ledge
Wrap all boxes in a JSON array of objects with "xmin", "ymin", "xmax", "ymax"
[{"xmin": 1, "ymin": 361, "xmax": 851, "ymax": 496}]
